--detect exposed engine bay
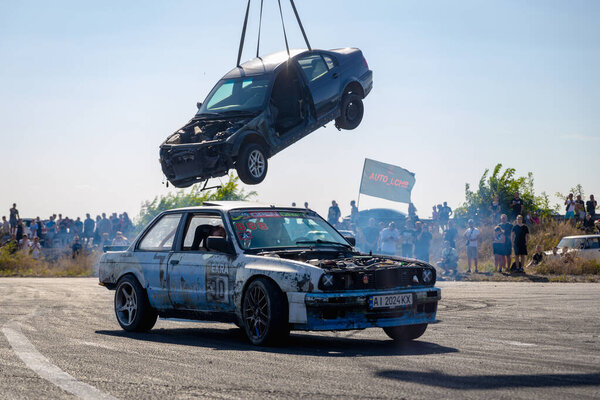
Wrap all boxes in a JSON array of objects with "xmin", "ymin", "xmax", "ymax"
[{"xmin": 165, "ymin": 118, "xmax": 247, "ymax": 145}]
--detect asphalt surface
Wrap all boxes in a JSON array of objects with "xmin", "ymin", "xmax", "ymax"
[{"xmin": 0, "ymin": 278, "xmax": 598, "ymax": 400}]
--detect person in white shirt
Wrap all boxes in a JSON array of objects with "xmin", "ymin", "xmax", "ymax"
[
  {"xmin": 378, "ymin": 222, "xmax": 399, "ymax": 255},
  {"xmin": 30, "ymin": 237, "xmax": 42, "ymax": 259},
  {"xmin": 112, "ymin": 231, "xmax": 130, "ymax": 247},
  {"xmin": 463, "ymin": 219, "xmax": 480, "ymax": 273},
  {"xmin": 19, "ymin": 234, "xmax": 32, "ymax": 251}
]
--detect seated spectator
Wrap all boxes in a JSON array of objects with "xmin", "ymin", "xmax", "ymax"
[
  {"xmin": 437, "ymin": 240, "xmax": 458, "ymax": 276},
  {"xmin": 530, "ymin": 212, "xmax": 540, "ymax": 224},
  {"xmin": 582, "ymin": 213, "xmax": 595, "ymax": 233},
  {"xmin": 549, "ymin": 246, "xmax": 559, "ymax": 259},
  {"xmin": 561, "ymin": 246, "xmax": 574, "ymax": 263},
  {"xmin": 31, "ymin": 237, "xmax": 42, "ymax": 259},
  {"xmin": 526, "ymin": 245, "xmax": 544, "ymax": 268},
  {"xmin": 111, "ymin": 231, "xmax": 130, "ymax": 246},
  {"xmin": 19, "ymin": 234, "xmax": 32, "ymax": 251}
]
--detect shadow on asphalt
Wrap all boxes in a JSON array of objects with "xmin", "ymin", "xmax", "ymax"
[
  {"xmin": 95, "ymin": 327, "xmax": 458, "ymax": 357},
  {"xmin": 376, "ymin": 370, "xmax": 600, "ymax": 389}
]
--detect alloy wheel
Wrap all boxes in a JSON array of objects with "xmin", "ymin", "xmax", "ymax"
[
  {"xmin": 248, "ymin": 149, "xmax": 265, "ymax": 178},
  {"xmin": 115, "ymin": 282, "xmax": 137, "ymax": 326},
  {"xmin": 244, "ymin": 285, "xmax": 270, "ymax": 341}
]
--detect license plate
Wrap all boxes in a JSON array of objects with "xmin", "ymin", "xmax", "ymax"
[{"xmin": 369, "ymin": 293, "xmax": 413, "ymax": 309}]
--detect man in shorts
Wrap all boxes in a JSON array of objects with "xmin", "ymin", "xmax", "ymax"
[
  {"xmin": 463, "ymin": 219, "xmax": 480, "ymax": 273},
  {"xmin": 511, "ymin": 215, "xmax": 529, "ymax": 272}
]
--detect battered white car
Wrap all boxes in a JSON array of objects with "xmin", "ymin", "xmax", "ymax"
[
  {"xmin": 546, "ymin": 235, "xmax": 600, "ymax": 260},
  {"xmin": 98, "ymin": 202, "xmax": 440, "ymax": 345}
]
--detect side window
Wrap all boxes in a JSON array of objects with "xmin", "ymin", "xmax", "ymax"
[
  {"xmin": 297, "ymin": 54, "xmax": 329, "ymax": 82},
  {"xmin": 590, "ymin": 238, "xmax": 600, "ymax": 249},
  {"xmin": 182, "ymin": 214, "xmax": 227, "ymax": 251},
  {"xmin": 322, "ymin": 55, "xmax": 336, "ymax": 70},
  {"xmin": 138, "ymin": 214, "xmax": 182, "ymax": 251}
]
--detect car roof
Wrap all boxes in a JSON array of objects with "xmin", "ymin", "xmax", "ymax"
[
  {"xmin": 168, "ymin": 201, "xmax": 310, "ymax": 213},
  {"xmin": 562, "ymin": 235, "xmax": 600, "ymax": 239},
  {"xmin": 222, "ymin": 48, "xmax": 359, "ymax": 79}
]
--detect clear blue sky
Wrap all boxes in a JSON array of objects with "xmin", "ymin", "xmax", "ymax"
[{"xmin": 1, "ymin": 0, "xmax": 598, "ymax": 221}]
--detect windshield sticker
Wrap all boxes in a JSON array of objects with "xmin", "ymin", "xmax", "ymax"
[
  {"xmin": 238, "ymin": 231, "xmax": 253, "ymax": 240},
  {"xmin": 249, "ymin": 211, "xmax": 280, "ymax": 218},
  {"xmin": 235, "ymin": 221, "xmax": 268, "ymax": 231},
  {"xmin": 279, "ymin": 212, "xmax": 304, "ymax": 218},
  {"xmin": 235, "ymin": 222, "xmax": 245, "ymax": 231},
  {"xmin": 230, "ymin": 212, "xmax": 250, "ymax": 221}
]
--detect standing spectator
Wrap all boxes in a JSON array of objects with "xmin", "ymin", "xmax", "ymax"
[
  {"xmin": 45, "ymin": 216, "xmax": 56, "ymax": 248},
  {"xmin": 431, "ymin": 206, "xmax": 439, "ymax": 222},
  {"xmin": 437, "ymin": 240, "xmax": 458, "ymax": 276},
  {"xmin": 16, "ymin": 219, "xmax": 24, "ymax": 242},
  {"xmin": 1, "ymin": 216, "xmax": 9, "ymax": 239},
  {"xmin": 414, "ymin": 222, "xmax": 432, "ymax": 262},
  {"xmin": 526, "ymin": 245, "xmax": 545, "ymax": 268},
  {"xmin": 575, "ymin": 195, "xmax": 586, "ymax": 221},
  {"xmin": 564, "ymin": 193, "xmax": 575, "ymax": 220},
  {"xmin": 83, "ymin": 213, "xmax": 95, "ymax": 244},
  {"xmin": 71, "ymin": 235, "xmax": 83, "ymax": 258},
  {"xmin": 31, "ymin": 237, "xmax": 42, "ymax": 259},
  {"xmin": 29, "ymin": 219, "xmax": 38, "ymax": 239},
  {"xmin": 499, "ymin": 214, "xmax": 513, "ymax": 270},
  {"xmin": 492, "ymin": 226, "xmax": 505, "ymax": 273},
  {"xmin": 510, "ymin": 193, "xmax": 524, "ymax": 220},
  {"xmin": 73, "ymin": 217, "xmax": 83, "ymax": 235},
  {"xmin": 586, "ymin": 194, "xmax": 597, "ymax": 219},
  {"xmin": 463, "ymin": 219, "xmax": 480, "ymax": 273},
  {"xmin": 583, "ymin": 213, "xmax": 595, "ymax": 233},
  {"xmin": 97, "ymin": 213, "xmax": 112, "ymax": 239},
  {"xmin": 378, "ymin": 222, "xmax": 399, "ymax": 255},
  {"xmin": 350, "ymin": 200, "xmax": 359, "ymax": 225},
  {"xmin": 9, "ymin": 203, "xmax": 19, "ymax": 235},
  {"xmin": 443, "ymin": 220, "xmax": 458, "ymax": 249},
  {"xmin": 490, "ymin": 195, "xmax": 501, "ymax": 224},
  {"xmin": 400, "ymin": 222, "xmax": 415, "ymax": 258},
  {"xmin": 511, "ymin": 215, "xmax": 529, "ymax": 272},
  {"xmin": 304, "ymin": 202, "xmax": 309, "ymax": 209},
  {"xmin": 438, "ymin": 202, "xmax": 452, "ymax": 230},
  {"xmin": 362, "ymin": 218, "xmax": 379, "ymax": 254},
  {"xmin": 327, "ymin": 201, "xmax": 341, "ymax": 227},
  {"xmin": 408, "ymin": 203, "xmax": 418, "ymax": 221}
]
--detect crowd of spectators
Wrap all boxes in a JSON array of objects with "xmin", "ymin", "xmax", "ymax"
[{"xmin": 1, "ymin": 203, "xmax": 134, "ymax": 258}]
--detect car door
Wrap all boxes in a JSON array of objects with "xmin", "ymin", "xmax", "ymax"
[
  {"xmin": 134, "ymin": 212, "xmax": 183, "ymax": 310},
  {"xmin": 296, "ymin": 53, "xmax": 340, "ymax": 119},
  {"xmin": 582, "ymin": 237, "xmax": 600, "ymax": 260},
  {"xmin": 167, "ymin": 212, "xmax": 237, "ymax": 312}
]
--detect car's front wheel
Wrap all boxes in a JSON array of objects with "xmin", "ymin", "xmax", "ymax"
[
  {"xmin": 235, "ymin": 142, "xmax": 268, "ymax": 185},
  {"xmin": 335, "ymin": 93, "xmax": 364, "ymax": 130},
  {"xmin": 114, "ymin": 275, "xmax": 157, "ymax": 332},
  {"xmin": 242, "ymin": 278, "xmax": 289, "ymax": 345},
  {"xmin": 383, "ymin": 324, "xmax": 428, "ymax": 341}
]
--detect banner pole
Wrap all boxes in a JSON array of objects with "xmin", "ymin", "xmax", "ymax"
[{"xmin": 357, "ymin": 159, "xmax": 367, "ymax": 210}]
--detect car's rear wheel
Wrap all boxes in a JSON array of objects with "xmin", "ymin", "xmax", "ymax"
[
  {"xmin": 383, "ymin": 324, "xmax": 428, "ymax": 341},
  {"xmin": 236, "ymin": 142, "xmax": 268, "ymax": 185},
  {"xmin": 335, "ymin": 93, "xmax": 364, "ymax": 130},
  {"xmin": 242, "ymin": 278, "xmax": 289, "ymax": 345},
  {"xmin": 114, "ymin": 275, "xmax": 157, "ymax": 332}
]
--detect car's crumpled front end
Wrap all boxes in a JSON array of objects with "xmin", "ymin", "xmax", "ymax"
[
  {"xmin": 281, "ymin": 254, "xmax": 440, "ymax": 331},
  {"xmin": 159, "ymin": 116, "xmax": 251, "ymax": 187}
]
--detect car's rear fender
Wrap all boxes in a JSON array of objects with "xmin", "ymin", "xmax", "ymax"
[{"xmin": 98, "ymin": 252, "xmax": 147, "ymax": 290}]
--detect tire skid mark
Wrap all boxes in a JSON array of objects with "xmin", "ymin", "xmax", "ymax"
[{"xmin": 2, "ymin": 309, "xmax": 118, "ymax": 400}]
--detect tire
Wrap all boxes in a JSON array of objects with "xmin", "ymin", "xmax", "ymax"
[
  {"xmin": 242, "ymin": 277, "xmax": 289, "ymax": 345},
  {"xmin": 383, "ymin": 324, "xmax": 428, "ymax": 342},
  {"xmin": 235, "ymin": 143, "xmax": 268, "ymax": 185},
  {"xmin": 114, "ymin": 275, "xmax": 158, "ymax": 332},
  {"xmin": 335, "ymin": 93, "xmax": 364, "ymax": 130}
]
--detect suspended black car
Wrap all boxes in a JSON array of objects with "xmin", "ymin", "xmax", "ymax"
[{"xmin": 160, "ymin": 48, "xmax": 373, "ymax": 187}]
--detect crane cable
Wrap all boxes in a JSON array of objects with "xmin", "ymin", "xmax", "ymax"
[
  {"xmin": 236, "ymin": 0, "xmax": 251, "ymax": 67},
  {"xmin": 277, "ymin": 0, "xmax": 290, "ymax": 57},
  {"xmin": 256, "ymin": 0, "xmax": 264, "ymax": 57}
]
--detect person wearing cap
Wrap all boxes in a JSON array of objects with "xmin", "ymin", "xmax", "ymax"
[{"xmin": 463, "ymin": 219, "xmax": 480, "ymax": 273}]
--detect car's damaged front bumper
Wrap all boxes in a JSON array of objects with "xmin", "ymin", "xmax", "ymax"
[{"xmin": 287, "ymin": 287, "xmax": 441, "ymax": 331}]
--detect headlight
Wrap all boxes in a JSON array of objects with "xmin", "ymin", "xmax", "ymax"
[
  {"xmin": 320, "ymin": 273, "xmax": 334, "ymax": 288},
  {"xmin": 421, "ymin": 269, "xmax": 433, "ymax": 284}
]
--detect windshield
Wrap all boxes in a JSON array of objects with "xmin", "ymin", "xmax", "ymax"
[
  {"xmin": 228, "ymin": 210, "xmax": 351, "ymax": 251},
  {"xmin": 197, "ymin": 76, "xmax": 270, "ymax": 115},
  {"xmin": 557, "ymin": 237, "xmax": 586, "ymax": 250}
]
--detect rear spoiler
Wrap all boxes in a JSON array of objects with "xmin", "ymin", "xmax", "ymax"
[{"xmin": 103, "ymin": 245, "xmax": 130, "ymax": 253}]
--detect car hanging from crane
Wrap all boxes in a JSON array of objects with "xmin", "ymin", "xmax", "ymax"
[{"xmin": 159, "ymin": 0, "xmax": 373, "ymax": 187}]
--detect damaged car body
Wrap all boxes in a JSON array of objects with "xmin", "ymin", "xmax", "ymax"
[
  {"xmin": 98, "ymin": 202, "xmax": 440, "ymax": 345},
  {"xmin": 160, "ymin": 48, "xmax": 373, "ymax": 187}
]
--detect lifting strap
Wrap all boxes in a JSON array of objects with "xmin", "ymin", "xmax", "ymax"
[
  {"xmin": 256, "ymin": 0, "xmax": 264, "ymax": 57},
  {"xmin": 237, "ymin": 0, "xmax": 252, "ymax": 67},
  {"xmin": 289, "ymin": 0, "xmax": 311, "ymax": 51},
  {"xmin": 277, "ymin": 0, "xmax": 290, "ymax": 57}
]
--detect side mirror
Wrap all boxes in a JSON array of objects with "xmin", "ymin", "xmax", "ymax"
[
  {"xmin": 206, "ymin": 236, "xmax": 234, "ymax": 254},
  {"xmin": 196, "ymin": 102, "xmax": 203, "ymax": 110},
  {"xmin": 344, "ymin": 236, "xmax": 356, "ymax": 246}
]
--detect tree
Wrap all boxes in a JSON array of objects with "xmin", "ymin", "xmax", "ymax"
[
  {"xmin": 455, "ymin": 164, "xmax": 555, "ymax": 221},
  {"xmin": 136, "ymin": 174, "xmax": 257, "ymax": 229}
]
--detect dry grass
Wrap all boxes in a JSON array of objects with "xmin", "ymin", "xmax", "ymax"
[
  {"xmin": 0, "ymin": 245, "xmax": 98, "ymax": 277},
  {"xmin": 429, "ymin": 219, "xmax": 598, "ymax": 276}
]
